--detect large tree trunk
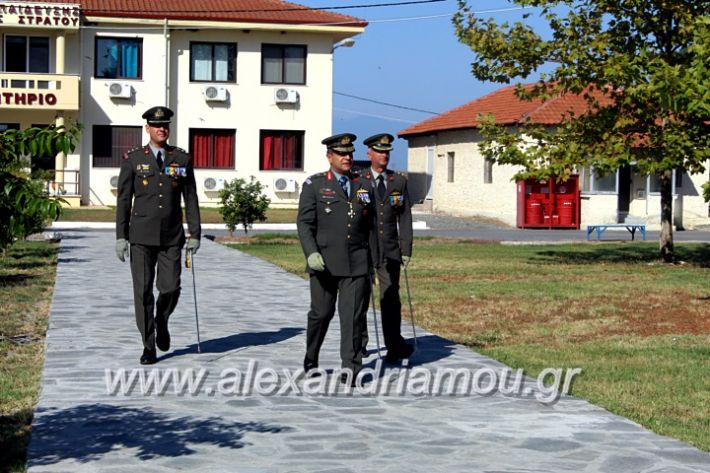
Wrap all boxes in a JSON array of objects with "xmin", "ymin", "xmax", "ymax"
[{"xmin": 659, "ymin": 170, "xmax": 674, "ymax": 262}]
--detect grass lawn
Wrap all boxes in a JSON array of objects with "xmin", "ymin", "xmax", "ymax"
[
  {"xmin": 0, "ymin": 241, "xmax": 58, "ymax": 472},
  {"xmin": 232, "ymin": 236, "xmax": 710, "ymax": 451},
  {"xmin": 58, "ymin": 206, "xmax": 297, "ymax": 224}
]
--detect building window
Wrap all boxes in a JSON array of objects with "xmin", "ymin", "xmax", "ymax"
[
  {"xmin": 649, "ymin": 170, "xmax": 682, "ymax": 194},
  {"xmin": 447, "ymin": 152, "xmax": 455, "ymax": 183},
  {"xmin": 580, "ymin": 166, "xmax": 616, "ymax": 193},
  {"xmin": 95, "ymin": 37, "xmax": 142, "ymax": 79},
  {"xmin": 190, "ymin": 129, "xmax": 235, "ymax": 169},
  {"xmin": 261, "ymin": 44, "xmax": 306, "ymax": 84},
  {"xmin": 0, "ymin": 123, "xmax": 20, "ymax": 132},
  {"xmin": 92, "ymin": 125, "xmax": 142, "ymax": 167},
  {"xmin": 483, "ymin": 157, "xmax": 493, "ymax": 184},
  {"xmin": 260, "ymin": 130, "xmax": 304, "ymax": 170},
  {"xmin": 5, "ymin": 35, "xmax": 49, "ymax": 73},
  {"xmin": 190, "ymin": 42, "xmax": 237, "ymax": 82}
]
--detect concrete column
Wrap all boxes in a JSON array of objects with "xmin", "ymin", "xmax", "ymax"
[
  {"xmin": 55, "ymin": 32, "xmax": 66, "ymax": 192},
  {"xmin": 56, "ymin": 32, "xmax": 65, "ymax": 74}
]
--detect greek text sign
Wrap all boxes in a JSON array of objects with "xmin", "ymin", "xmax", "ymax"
[{"xmin": 0, "ymin": 2, "xmax": 80, "ymax": 29}]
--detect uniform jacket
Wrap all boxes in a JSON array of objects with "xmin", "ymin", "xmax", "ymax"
[
  {"xmin": 297, "ymin": 170, "xmax": 377, "ymax": 277},
  {"xmin": 116, "ymin": 144, "xmax": 201, "ymax": 247},
  {"xmin": 363, "ymin": 168, "xmax": 413, "ymax": 264}
]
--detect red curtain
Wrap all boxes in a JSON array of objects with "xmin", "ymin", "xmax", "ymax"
[
  {"xmin": 192, "ymin": 132, "xmax": 211, "ymax": 168},
  {"xmin": 261, "ymin": 134, "xmax": 277, "ymax": 170},
  {"xmin": 283, "ymin": 135, "xmax": 296, "ymax": 169},
  {"xmin": 214, "ymin": 132, "xmax": 233, "ymax": 168}
]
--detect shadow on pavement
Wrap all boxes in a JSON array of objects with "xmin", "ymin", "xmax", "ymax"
[
  {"xmin": 363, "ymin": 334, "xmax": 457, "ymax": 373},
  {"xmin": 29, "ymin": 403, "xmax": 291, "ymax": 466},
  {"xmin": 161, "ymin": 326, "xmax": 304, "ymax": 360}
]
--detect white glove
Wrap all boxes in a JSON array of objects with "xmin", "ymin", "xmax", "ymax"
[
  {"xmin": 307, "ymin": 252, "xmax": 325, "ymax": 271},
  {"xmin": 116, "ymin": 238, "xmax": 129, "ymax": 262}
]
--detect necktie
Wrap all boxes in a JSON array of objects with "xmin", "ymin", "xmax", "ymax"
[
  {"xmin": 338, "ymin": 176, "xmax": 348, "ymax": 198},
  {"xmin": 156, "ymin": 150, "xmax": 163, "ymax": 170},
  {"xmin": 376, "ymin": 175, "xmax": 386, "ymax": 200}
]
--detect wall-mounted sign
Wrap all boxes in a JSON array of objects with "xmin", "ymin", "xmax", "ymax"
[
  {"xmin": 1, "ymin": 91, "xmax": 58, "ymax": 106},
  {"xmin": 0, "ymin": 2, "xmax": 80, "ymax": 29}
]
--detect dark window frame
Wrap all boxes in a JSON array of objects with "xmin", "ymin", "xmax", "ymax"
[
  {"xmin": 261, "ymin": 44, "xmax": 307, "ymax": 85},
  {"xmin": 259, "ymin": 129, "xmax": 304, "ymax": 171},
  {"xmin": 189, "ymin": 41, "xmax": 238, "ymax": 83},
  {"xmin": 94, "ymin": 36, "xmax": 143, "ymax": 79},
  {"xmin": 189, "ymin": 128, "xmax": 236, "ymax": 169},
  {"xmin": 92, "ymin": 125, "xmax": 142, "ymax": 168},
  {"xmin": 4, "ymin": 35, "xmax": 50, "ymax": 73}
]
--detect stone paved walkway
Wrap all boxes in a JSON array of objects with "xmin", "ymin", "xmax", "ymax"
[{"xmin": 27, "ymin": 231, "xmax": 710, "ymax": 472}]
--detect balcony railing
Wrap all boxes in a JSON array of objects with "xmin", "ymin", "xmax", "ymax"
[
  {"xmin": 45, "ymin": 169, "xmax": 80, "ymax": 197},
  {"xmin": 0, "ymin": 73, "xmax": 79, "ymax": 110}
]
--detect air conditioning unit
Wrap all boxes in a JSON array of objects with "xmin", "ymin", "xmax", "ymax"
[
  {"xmin": 274, "ymin": 88, "xmax": 299, "ymax": 104},
  {"xmin": 203, "ymin": 85, "xmax": 228, "ymax": 102},
  {"xmin": 204, "ymin": 177, "xmax": 226, "ymax": 191},
  {"xmin": 108, "ymin": 82, "xmax": 132, "ymax": 99},
  {"xmin": 109, "ymin": 175, "xmax": 119, "ymax": 188},
  {"xmin": 273, "ymin": 177, "xmax": 297, "ymax": 192}
]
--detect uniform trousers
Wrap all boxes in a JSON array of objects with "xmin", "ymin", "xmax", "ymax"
[
  {"xmin": 130, "ymin": 244, "xmax": 182, "ymax": 350},
  {"xmin": 306, "ymin": 272, "xmax": 370, "ymax": 373},
  {"xmin": 363, "ymin": 258, "xmax": 407, "ymax": 351}
]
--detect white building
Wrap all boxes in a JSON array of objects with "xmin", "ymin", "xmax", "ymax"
[
  {"xmin": 399, "ymin": 84, "xmax": 709, "ymax": 230},
  {"xmin": 0, "ymin": 0, "xmax": 366, "ymax": 207}
]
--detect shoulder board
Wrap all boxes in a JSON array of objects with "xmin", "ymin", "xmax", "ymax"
[
  {"xmin": 397, "ymin": 171, "xmax": 408, "ymax": 179},
  {"xmin": 172, "ymin": 146, "xmax": 188, "ymax": 154},
  {"xmin": 304, "ymin": 172, "xmax": 325, "ymax": 186}
]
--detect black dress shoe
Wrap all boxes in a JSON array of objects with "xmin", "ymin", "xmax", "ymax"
[
  {"xmin": 385, "ymin": 343, "xmax": 415, "ymax": 363},
  {"xmin": 303, "ymin": 357, "xmax": 319, "ymax": 376},
  {"xmin": 140, "ymin": 348, "xmax": 157, "ymax": 365},
  {"xmin": 340, "ymin": 373, "xmax": 357, "ymax": 387},
  {"xmin": 156, "ymin": 318, "xmax": 171, "ymax": 352},
  {"xmin": 361, "ymin": 346, "xmax": 368, "ymax": 356}
]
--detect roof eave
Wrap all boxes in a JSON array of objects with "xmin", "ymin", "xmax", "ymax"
[{"xmin": 83, "ymin": 15, "xmax": 367, "ymax": 33}]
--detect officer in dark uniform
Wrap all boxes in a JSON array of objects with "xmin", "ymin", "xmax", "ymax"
[
  {"xmin": 361, "ymin": 133, "xmax": 414, "ymax": 362},
  {"xmin": 115, "ymin": 106, "xmax": 201, "ymax": 365},
  {"xmin": 297, "ymin": 133, "xmax": 377, "ymax": 383}
]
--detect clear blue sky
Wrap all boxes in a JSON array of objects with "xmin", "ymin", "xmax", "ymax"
[{"xmin": 297, "ymin": 0, "xmax": 551, "ymax": 170}]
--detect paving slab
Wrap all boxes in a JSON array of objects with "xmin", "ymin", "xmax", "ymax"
[{"xmin": 27, "ymin": 231, "xmax": 710, "ymax": 472}]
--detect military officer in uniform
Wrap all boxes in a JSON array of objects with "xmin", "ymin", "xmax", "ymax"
[
  {"xmin": 297, "ymin": 133, "xmax": 377, "ymax": 384},
  {"xmin": 115, "ymin": 106, "xmax": 201, "ymax": 365},
  {"xmin": 361, "ymin": 133, "xmax": 414, "ymax": 362}
]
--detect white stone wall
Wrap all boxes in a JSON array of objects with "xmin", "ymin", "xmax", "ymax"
[{"xmin": 406, "ymin": 129, "xmax": 710, "ymax": 229}]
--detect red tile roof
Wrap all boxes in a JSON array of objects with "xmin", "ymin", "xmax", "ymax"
[
  {"xmin": 29, "ymin": 0, "xmax": 366, "ymax": 26},
  {"xmin": 398, "ymin": 84, "xmax": 611, "ymax": 138}
]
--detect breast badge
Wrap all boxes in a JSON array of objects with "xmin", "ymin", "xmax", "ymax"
[
  {"xmin": 356, "ymin": 188, "xmax": 371, "ymax": 204},
  {"xmin": 390, "ymin": 191, "xmax": 404, "ymax": 207}
]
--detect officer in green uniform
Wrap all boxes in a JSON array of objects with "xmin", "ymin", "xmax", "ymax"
[
  {"xmin": 297, "ymin": 133, "xmax": 377, "ymax": 383},
  {"xmin": 115, "ymin": 106, "xmax": 201, "ymax": 365},
  {"xmin": 361, "ymin": 133, "xmax": 414, "ymax": 362}
]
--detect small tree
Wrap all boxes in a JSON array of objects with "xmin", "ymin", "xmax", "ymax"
[
  {"xmin": 454, "ymin": 1, "xmax": 710, "ymax": 262},
  {"xmin": 0, "ymin": 123, "xmax": 81, "ymax": 252},
  {"xmin": 218, "ymin": 178, "xmax": 270, "ymax": 236}
]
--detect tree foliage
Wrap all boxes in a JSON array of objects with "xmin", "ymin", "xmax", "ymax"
[
  {"xmin": 218, "ymin": 178, "xmax": 270, "ymax": 236},
  {"xmin": 454, "ymin": 1, "xmax": 710, "ymax": 261},
  {"xmin": 0, "ymin": 124, "xmax": 81, "ymax": 252}
]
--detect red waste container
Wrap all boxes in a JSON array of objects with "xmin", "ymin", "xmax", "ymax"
[
  {"xmin": 559, "ymin": 198, "xmax": 575, "ymax": 226},
  {"xmin": 526, "ymin": 200, "xmax": 544, "ymax": 225}
]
